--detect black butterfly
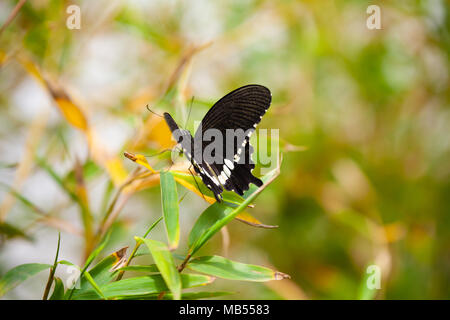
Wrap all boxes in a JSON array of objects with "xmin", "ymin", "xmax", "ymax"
[{"xmin": 163, "ymin": 84, "xmax": 272, "ymax": 202}]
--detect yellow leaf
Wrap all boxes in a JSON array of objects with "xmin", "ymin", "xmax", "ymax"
[
  {"xmin": 235, "ymin": 211, "xmax": 278, "ymax": 229},
  {"xmin": 17, "ymin": 55, "xmax": 88, "ymax": 131},
  {"xmin": 124, "ymin": 152, "xmax": 156, "ymax": 173},
  {"xmin": 172, "ymin": 176, "xmax": 216, "ymax": 204},
  {"xmin": 54, "ymin": 97, "xmax": 88, "ymax": 131}
]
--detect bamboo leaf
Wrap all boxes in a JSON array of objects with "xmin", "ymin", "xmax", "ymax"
[
  {"xmin": 188, "ymin": 166, "xmax": 280, "ymax": 255},
  {"xmin": 172, "ymin": 171, "xmax": 246, "ymax": 206},
  {"xmin": 137, "ymin": 237, "xmax": 181, "ymax": 300},
  {"xmin": 0, "ymin": 263, "xmax": 52, "ymax": 297},
  {"xmin": 160, "ymin": 171, "xmax": 180, "ymax": 250},
  {"xmin": 83, "ymin": 271, "xmax": 107, "ymax": 300},
  {"xmin": 49, "ymin": 277, "xmax": 65, "ymax": 300},
  {"xmin": 187, "ymin": 256, "xmax": 290, "ymax": 282},
  {"xmin": 42, "ymin": 78, "xmax": 88, "ymax": 132},
  {"xmin": 118, "ymin": 265, "xmax": 159, "ymax": 273},
  {"xmin": 83, "ymin": 232, "xmax": 111, "ymax": 271},
  {"xmin": 66, "ymin": 232, "xmax": 110, "ymax": 299},
  {"xmin": 79, "ymin": 248, "xmax": 124, "ymax": 291},
  {"xmin": 235, "ymin": 211, "xmax": 278, "ymax": 229},
  {"xmin": 188, "ymin": 203, "xmax": 228, "ymax": 249},
  {"xmin": 71, "ymin": 274, "xmax": 213, "ymax": 300},
  {"xmin": 123, "ymin": 152, "xmax": 156, "ymax": 173}
]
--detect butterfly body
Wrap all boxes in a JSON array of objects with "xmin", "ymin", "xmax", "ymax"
[{"xmin": 163, "ymin": 84, "xmax": 271, "ymax": 202}]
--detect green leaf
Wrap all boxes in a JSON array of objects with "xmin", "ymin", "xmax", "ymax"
[
  {"xmin": 71, "ymin": 274, "xmax": 213, "ymax": 300},
  {"xmin": 119, "ymin": 265, "xmax": 159, "ymax": 273},
  {"xmin": 0, "ymin": 263, "xmax": 52, "ymax": 297},
  {"xmin": 66, "ymin": 232, "xmax": 111, "ymax": 299},
  {"xmin": 172, "ymin": 171, "xmax": 246, "ymax": 206},
  {"xmin": 83, "ymin": 271, "xmax": 107, "ymax": 299},
  {"xmin": 160, "ymin": 171, "xmax": 180, "ymax": 250},
  {"xmin": 66, "ymin": 247, "xmax": 126, "ymax": 299},
  {"xmin": 137, "ymin": 237, "xmax": 181, "ymax": 300},
  {"xmin": 49, "ymin": 277, "xmax": 65, "ymax": 300},
  {"xmin": 188, "ymin": 166, "xmax": 280, "ymax": 255},
  {"xmin": 187, "ymin": 256, "xmax": 290, "ymax": 282},
  {"xmin": 188, "ymin": 203, "xmax": 228, "ymax": 248},
  {"xmin": 78, "ymin": 256, "xmax": 115, "ymax": 291},
  {"xmin": 83, "ymin": 232, "xmax": 111, "ymax": 272}
]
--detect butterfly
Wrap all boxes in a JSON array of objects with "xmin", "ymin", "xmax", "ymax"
[{"xmin": 163, "ymin": 84, "xmax": 272, "ymax": 202}]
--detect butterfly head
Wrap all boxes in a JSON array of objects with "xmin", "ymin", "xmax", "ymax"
[{"xmin": 163, "ymin": 112, "xmax": 192, "ymax": 146}]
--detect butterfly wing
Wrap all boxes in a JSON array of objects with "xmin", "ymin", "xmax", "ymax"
[
  {"xmin": 164, "ymin": 112, "xmax": 225, "ymax": 201},
  {"xmin": 193, "ymin": 84, "xmax": 272, "ymax": 200}
]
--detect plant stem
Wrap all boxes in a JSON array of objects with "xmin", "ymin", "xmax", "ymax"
[
  {"xmin": 177, "ymin": 253, "xmax": 191, "ymax": 273},
  {"xmin": 0, "ymin": 0, "xmax": 27, "ymax": 36},
  {"xmin": 43, "ymin": 232, "xmax": 61, "ymax": 300}
]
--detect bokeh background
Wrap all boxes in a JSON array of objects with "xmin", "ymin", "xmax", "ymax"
[{"xmin": 0, "ymin": 0, "xmax": 449, "ymax": 299}]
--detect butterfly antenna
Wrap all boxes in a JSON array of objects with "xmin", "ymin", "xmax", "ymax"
[
  {"xmin": 146, "ymin": 104, "xmax": 163, "ymax": 118},
  {"xmin": 183, "ymin": 96, "xmax": 194, "ymax": 129},
  {"xmin": 188, "ymin": 164, "xmax": 207, "ymax": 202},
  {"xmin": 144, "ymin": 148, "xmax": 174, "ymax": 158}
]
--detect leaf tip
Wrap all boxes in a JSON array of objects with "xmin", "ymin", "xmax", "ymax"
[
  {"xmin": 274, "ymin": 271, "xmax": 291, "ymax": 280},
  {"xmin": 124, "ymin": 151, "xmax": 137, "ymax": 162}
]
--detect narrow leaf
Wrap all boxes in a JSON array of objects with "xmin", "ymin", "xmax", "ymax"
[
  {"xmin": 172, "ymin": 171, "xmax": 246, "ymax": 206},
  {"xmin": 67, "ymin": 231, "xmax": 110, "ymax": 299},
  {"xmin": 188, "ymin": 166, "xmax": 280, "ymax": 255},
  {"xmin": 188, "ymin": 256, "xmax": 290, "ymax": 282},
  {"xmin": 83, "ymin": 271, "xmax": 107, "ymax": 300},
  {"xmin": 137, "ymin": 237, "xmax": 181, "ymax": 300},
  {"xmin": 119, "ymin": 265, "xmax": 159, "ymax": 273},
  {"xmin": 235, "ymin": 211, "xmax": 278, "ymax": 229},
  {"xmin": 0, "ymin": 263, "xmax": 52, "ymax": 297},
  {"xmin": 49, "ymin": 277, "xmax": 65, "ymax": 300},
  {"xmin": 188, "ymin": 203, "xmax": 227, "ymax": 249},
  {"xmin": 79, "ymin": 248, "xmax": 124, "ymax": 291},
  {"xmin": 70, "ymin": 274, "xmax": 212, "ymax": 300}
]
